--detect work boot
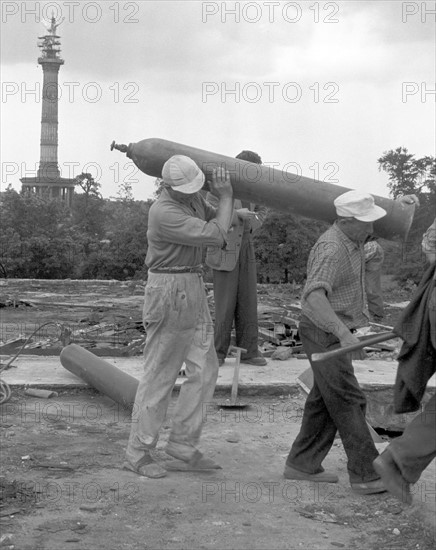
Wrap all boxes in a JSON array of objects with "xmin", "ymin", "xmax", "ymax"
[
  {"xmin": 241, "ymin": 355, "xmax": 267, "ymax": 366},
  {"xmin": 123, "ymin": 452, "xmax": 167, "ymax": 478},
  {"xmin": 165, "ymin": 441, "xmax": 222, "ymax": 471},
  {"xmin": 350, "ymin": 478, "xmax": 387, "ymax": 495},
  {"xmin": 284, "ymin": 464, "xmax": 338, "ymax": 483}
]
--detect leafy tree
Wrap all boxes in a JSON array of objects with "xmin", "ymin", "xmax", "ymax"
[
  {"xmin": 254, "ymin": 211, "xmax": 327, "ymax": 283},
  {"xmin": 72, "ymin": 199, "xmax": 151, "ymax": 280},
  {"xmin": 378, "ymin": 147, "xmax": 435, "ymax": 198},
  {"xmin": 75, "ymin": 173, "xmax": 101, "ymax": 201},
  {"xmin": 0, "ymin": 188, "xmax": 77, "ymax": 278},
  {"xmin": 72, "ymin": 173, "xmax": 105, "ymax": 237},
  {"xmin": 378, "ymin": 147, "xmax": 436, "ymax": 283},
  {"xmin": 153, "ymin": 178, "xmax": 165, "ymax": 198},
  {"xmin": 115, "ymin": 181, "xmax": 134, "ymax": 202}
]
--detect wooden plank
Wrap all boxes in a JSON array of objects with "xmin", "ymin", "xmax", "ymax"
[
  {"xmin": 271, "ymin": 314, "xmax": 299, "ymax": 327},
  {"xmin": 257, "ymin": 327, "xmax": 283, "ymax": 346}
]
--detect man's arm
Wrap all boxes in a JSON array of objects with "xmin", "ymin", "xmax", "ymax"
[
  {"xmin": 206, "ymin": 190, "xmax": 241, "ymax": 228},
  {"xmin": 305, "ymin": 289, "xmax": 363, "ymax": 349},
  {"xmin": 208, "ymin": 167, "xmax": 233, "ymax": 231}
]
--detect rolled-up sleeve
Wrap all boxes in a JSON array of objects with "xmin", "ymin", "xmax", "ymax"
[
  {"xmin": 153, "ymin": 206, "xmax": 226, "ymax": 249},
  {"xmin": 302, "ymin": 241, "xmax": 340, "ymax": 300}
]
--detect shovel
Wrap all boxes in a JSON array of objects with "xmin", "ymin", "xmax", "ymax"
[
  {"xmin": 311, "ymin": 331, "xmax": 397, "ymax": 363},
  {"xmin": 219, "ymin": 346, "xmax": 248, "ymax": 409}
]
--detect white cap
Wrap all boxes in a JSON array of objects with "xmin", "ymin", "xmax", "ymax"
[
  {"xmin": 334, "ymin": 190, "xmax": 387, "ymax": 222},
  {"xmin": 161, "ymin": 155, "xmax": 205, "ymax": 194}
]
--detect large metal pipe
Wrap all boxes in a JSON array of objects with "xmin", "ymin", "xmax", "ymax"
[
  {"xmin": 60, "ymin": 344, "xmax": 138, "ymax": 409},
  {"xmin": 111, "ymin": 138, "xmax": 415, "ymax": 241}
]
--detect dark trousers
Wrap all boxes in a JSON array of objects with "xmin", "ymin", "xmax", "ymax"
[
  {"xmin": 287, "ymin": 317, "xmax": 380, "ymax": 483},
  {"xmin": 389, "ymin": 393, "xmax": 436, "ymax": 483},
  {"xmin": 365, "ymin": 269, "xmax": 384, "ymax": 318},
  {"xmin": 213, "ymin": 235, "xmax": 258, "ymax": 361}
]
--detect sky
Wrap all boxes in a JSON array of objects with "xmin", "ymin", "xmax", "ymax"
[{"xmin": 1, "ymin": 0, "xmax": 435, "ymax": 201}]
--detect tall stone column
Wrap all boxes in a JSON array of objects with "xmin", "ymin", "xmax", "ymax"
[{"xmin": 21, "ymin": 16, "xmax": 76, "ymax": 206}]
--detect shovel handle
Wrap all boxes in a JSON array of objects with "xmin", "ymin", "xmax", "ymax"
[
  {"xmin": 229, "ymin": 347, "xmax": 246, "ymax": 404},
  {"xmin": 311, "ymin": 331, "xmax": 397, "ymax": 363}
]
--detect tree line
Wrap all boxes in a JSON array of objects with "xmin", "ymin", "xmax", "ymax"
[{"xmin": 0, "ymin": 148, "xmax": 434, "ymax": 283}]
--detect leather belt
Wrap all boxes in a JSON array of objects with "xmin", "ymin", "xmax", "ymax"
[{"xmin": 149, "ymin": 265, "xmax": 204, "ymax": 275}]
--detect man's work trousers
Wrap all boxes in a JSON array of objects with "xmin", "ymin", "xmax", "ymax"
[
  {"xmin": 286, "ymin": 317, "xmax": 380, "ymax": 483},
  {"xmin": 365, "ymin": 265, "xmax": 384, "ymax": 318},
  {"xmin": 389, "ymin": 393, "xmax": 436, "ymax": 483},
  {"xmin": 213, "ymin": 235, "xmax": 259, "ymax": 361},
  {"xmin": 125, "ymin": 272, "xmax": 219, "ymax": 464}
]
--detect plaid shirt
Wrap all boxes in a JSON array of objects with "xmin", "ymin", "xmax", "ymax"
[{"xmin": 302, "ymin": 222, "xmax": 369, "ymax": 331}]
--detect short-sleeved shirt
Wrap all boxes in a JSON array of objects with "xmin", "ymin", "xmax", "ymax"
[
  {"xmin": 145, "ymin": 188, "xmax": 227, "ymax": 269},
  {"xmin": 301, "ymin": 222, "xmax": 369, "ymax": 331}
]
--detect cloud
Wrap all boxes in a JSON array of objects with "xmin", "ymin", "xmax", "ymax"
[{"xmin": 1, "ymin": 1, "xmax": 434, "ymax": 203}]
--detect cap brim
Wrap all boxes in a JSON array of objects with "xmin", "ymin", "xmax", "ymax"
[
  {"xmin": 171, "ymin": 171, "xmax": 205, "ymax": 194},
  {"xmin": 354, "ymin": 205, "xmax": 387, "ymax": 222}
]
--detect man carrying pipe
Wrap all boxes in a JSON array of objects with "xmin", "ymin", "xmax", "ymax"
[
  {"xmin": 312, "ymin": 218, "xmax": 436, "ymax": 503},
  {"xmin": 283, "ymin": 191, "xmax": 420, "ymax": 494},
  {"xmin": 283, "ymin": 190, "xmax": 390, "ymax": 495},
  {"xmin": 124, "ymin": 155, "xmax": 233, "ymax": 478}
]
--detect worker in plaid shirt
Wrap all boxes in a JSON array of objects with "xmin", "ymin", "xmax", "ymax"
[{"xmin": 284, "ymin": 190, "xmax": 389, "ymax": 496}]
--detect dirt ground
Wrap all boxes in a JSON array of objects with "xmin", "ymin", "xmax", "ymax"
[
  {"xmin": 0, "ymin": 277, "xmax": 435, "ymax": 549},
  {"xmin": 1, "ymin": 390, "xmax": 435, "ymax": 550}
]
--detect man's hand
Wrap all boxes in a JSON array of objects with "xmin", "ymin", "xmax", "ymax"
[
  {"xmin": 398, "ymin": 194, "xmax": 420, "ymax": 207},
  {"xmin": 339, "ymin": 331, "xmax": 367, "ymax": 360},
  {"xmin": 236, "ymin": 208, "xmax": 256, "ymax": 221},
  {"xmin": 208, "ymin": 167, "xmax": 233, "ymax": 199}
]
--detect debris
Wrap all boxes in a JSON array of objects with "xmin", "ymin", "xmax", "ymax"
[
  {"xmin": 297, "ymin": 509, "xmax": 339, "ymax": 524},
  {"xmin": 0, "ymin": 534, "xmax": 13, "ymax": 546},
  {"xmin": 392, "ymin": 528, "xmax": 401, "ymax": 535},
  {"xmin": 31, "ymin": 462, "xmax": 75, "ymax": 471},
  {"xmin": 257, "ymin": 327, "xmax": 282, "ymax": 346},
  {"xmin": 24, "ymin": 389, "xmax": 58, "ymax": 399},
  {"xmin": 0, "ymin": 509, "xmax": 21, "ymax": 518},
  {"xmin": 271, "ymin": 347, "xmax": 294, "ymax": 361},
  {"xmin": 79, "ymin": 504, "xmax": 105, "ymax": 512}
]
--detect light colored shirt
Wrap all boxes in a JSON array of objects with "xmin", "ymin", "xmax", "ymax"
[
  {"xmin": 302, "ymin": 222, "xmax": 369, "ymax": 330},
  {"xmin": 205, "ymin": 194, "xmax": 268, "ymax": 271},
  {"xmin": 145, "ymin": 188, "xmax": 227, "ymax": 269}
]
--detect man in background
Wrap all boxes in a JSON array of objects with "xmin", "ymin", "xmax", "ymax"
[
  {"xmin": 206, "ymin": 150, "xmax": 268, "ymax": 366},
  {"xmin": 364, "ymin": 239, "xmax": 385, "ymax": 321}
]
